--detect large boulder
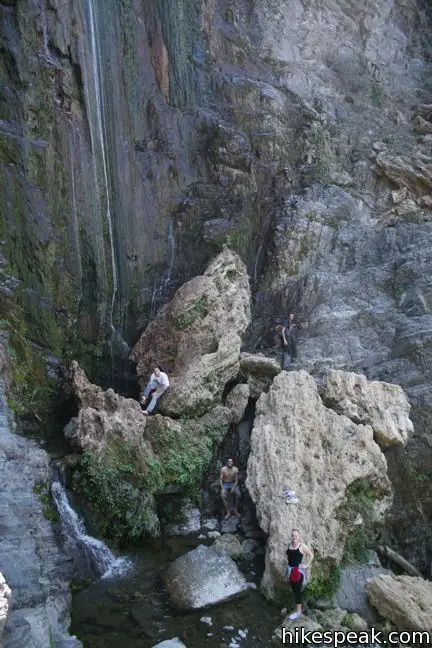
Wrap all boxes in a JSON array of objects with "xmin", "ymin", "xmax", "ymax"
[
  {"xmin": 322, "ymin": 370, "xmax": 413, "ymax": 449},
  {"xmin": 130, "ymin": 248, "xmax": 251, "ymax": 417},
  {"xmin": 225, "ymin": 383, "xmax": 250, "ymax": 423},
  {"xmin": 163, "ymin": 545, "xmax": 248, "ymax": 609},
  {"xmin": 365, "ymin": 574, "xmax": 432, "ymax": 632},
  {"xmin": 65, "ymin": 363, "xmax": 231, "ymax": 542},
  {"xmin": 239, "ymin": 353, "xmax": 281, "ymax": 398},
  {"xmin": 64, "ymin": 360, "xmax": 146, "ymax": 451},
  {"xmin": 0, "ymin": 572, "xmax": 11, "ymax": 639},
  {"xmin": 246, "ymin": 370, "xmax": 392, "ymax": 600}
]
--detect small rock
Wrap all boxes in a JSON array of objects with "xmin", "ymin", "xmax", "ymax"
[
  {"xmin": 372, "ymin": 141, "xmax": 387, "ymax": 152},
  {"xmin": 238, "ymin": 629, "xmax": 247, "ymax": 638},
  {"xmin": 347, "ymin": 612, "xmax": 368, "ymax": 632},
  {"xmin": 207, "ymin": 632, "xmax": 214, "ymax": 636},
  {"xmin": 246, "ymin": 582, "xmax": 257, "ymax": 590},
  {"xmin": 222, "ymin": 626, "xmax": 235, "ymax": 631},
  {"xmin": 312, "ymin": 597, "xmax": 334, "ymax": 611},
  {"xmin": 200, "ymin": 616, "xmax": 212, "ymax": 626},
  {"xmin": 280, "ymin": 607, "xmax": 288, "ymax": 616},
  {"xmin": 198, "ymin": 534, "xmax": 207, "ymax": 539},
  {"xmin": 229, "ymin": 643, "xmax": 240, "ymax": 648},
  {"xmin": 201, "ymin": 518, "xmax": 219, "ymax": 532},
  {"xmin": 207, "ymin": 531, "xmax": 221, "ymax": 539}
]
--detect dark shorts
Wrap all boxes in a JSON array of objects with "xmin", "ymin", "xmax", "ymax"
[{"xmin": 222, "ymin": 483, "xmax": 241, "ymax": 498}]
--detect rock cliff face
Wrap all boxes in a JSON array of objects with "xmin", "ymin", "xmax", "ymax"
[
  {"xmin": 246, "ymin": 370, "xmax": 408, "ymax": 600},
  {"xmin": 0, "ymin": 382, "xmax": 81, "ymax": 648},
  {"xmin": 1, "ymin": 0, "xmax": 432, "ymax": 573}
]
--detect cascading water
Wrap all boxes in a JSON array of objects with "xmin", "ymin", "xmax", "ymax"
[
  {"xmin": 81, "ymin": 0, "xmax": 120, "ymax": 343},
  {"xmin": 150, "ymin": 218, "xmax": 177, "ymax": 320},
  {"xmin": 51, "ymin": 481, "xmax": 129, "ymax": 580}
]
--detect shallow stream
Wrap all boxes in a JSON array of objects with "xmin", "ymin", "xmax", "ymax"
[{"xmin": 70, "ymin": 536, "xmax": 282, "ymax": 648}]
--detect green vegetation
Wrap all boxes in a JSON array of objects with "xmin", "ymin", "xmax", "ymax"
[
  {"xmin": 371, "ymin": 82, "xmax": 384, "ymax": 108},
  {"xmin": 33, "ymin": 480, "xmax": 59, "ymax": 524},
  {"xmin": 338, "ymin": 479, "xmax": 379, "ymax": 566},
  {"xmin": 342, "ymin": 527, "xmax": 368, "ymax": 565},
  {"xmin": 2, "ymin": 312, "xmax": 56, "ymax": 418},
  {"xmin": 73, "ymin": 417, "xmax": 229, "ymax": 544},
  {"xmin": 306, "ymin": 557, "xmax": 341, "ymax": 601},
  {"xmin": 73, "ymin": 437, "xmax": 161, "ymax": 543},
  {"xmin": 176, "ymin": 295, "xmax": 211, "ymax": 330}
]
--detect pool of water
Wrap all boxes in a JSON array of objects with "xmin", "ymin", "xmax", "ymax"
[{"xmin": 70, "ymin": 536, "xmax": 283, "ymax": 648}]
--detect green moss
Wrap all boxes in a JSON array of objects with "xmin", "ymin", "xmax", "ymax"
[
  {"xmin": 306, "ymin": 557, "xmax": 341, "ymax": 600},
  {"xmin": 33, "ymin": 480, "xmax": 59, "ymax": 524},
  {"xmin": 176, "ymin": 295, "xmax": 211, "ymax": 330},
  {"xmin": 342, "ymin": 528, "xmax": 368, "ymax": 565},
  {"xmin": 338, "ymin": 479, "xmax": 380, "ymax": 566},
  {"xmin": 73, "ymin": 436, "xmax": 161, "ymax": 544},
  {"xmin": 73, "ymin": 416, "xmax": 229, "ymax": 544},
  {"xmin": 371, "ymin": 82, "xmax": 384, "ymax": 108},
  {"xmin": 338, "ymin": 479, "xmax": 378, "ymax": 524},
  {"xmin": 3, "ymin": 312, "xmax": 56, "ymax": 418}
]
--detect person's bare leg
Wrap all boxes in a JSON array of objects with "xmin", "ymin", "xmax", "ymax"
[
  {"xmin": 233, "ymin": 492, "xmax": 239, "ymax": 517},
  {"xmin": 222, "ymin": 492, "xmax": 231, "ymax": 519}
]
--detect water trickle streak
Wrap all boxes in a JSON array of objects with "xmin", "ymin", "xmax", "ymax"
[
  {"xmin": 149, "ymin": 218, "xmax": 176, "ymax": 321},
  {"xmin": 164, "ymin": 217, "xmax": 176, "ymax": 288},
  {"xmin": 51, "ymin": 481, "xmax": 130, "ymax": 580},
  {"xmin": 86, "ymin": 0, "xmax": 118, "ymax": 331},
  {"xmin": 39, "ymin": 0, "xmax": 55, "ymax": 65},
  {"xmin": 68, "ymin": 125, "xmax": 83, "ymax": 319}
]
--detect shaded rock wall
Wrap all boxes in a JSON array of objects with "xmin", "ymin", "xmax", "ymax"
[
  {"xmin": 0, "ymin": 382, "xmax": 81, "ymax": 648},
  {"xmin": 1, "ymin": 0, "xmax": 432, "ymax": 569}
]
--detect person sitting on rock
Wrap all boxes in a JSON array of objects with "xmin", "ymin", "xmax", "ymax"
[
  {"xmin": 141, "ymin": 366, "xmax": 169, "ymax": 415},
  {"xmin": 286, "ymin": 528, "xmax": 314, "ymax": 621},
  {"xmin": 220, "ymin": 457, "xmax": 241, "ymax": 520}
]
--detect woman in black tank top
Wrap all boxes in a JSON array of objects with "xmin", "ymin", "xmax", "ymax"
[{"xmin": 286, "ymin": 529, "xmax": 314, "ymax": 621}]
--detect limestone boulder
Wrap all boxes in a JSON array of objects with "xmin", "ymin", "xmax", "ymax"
[
  {"xmin": 322, "ymin": 370, "xmax": 413, "ymax": 449},
  {"xmin": 212, "ymin": 534, "xmax": 244, "ymax": 559},
  {"xmin": 246, "ymin": 371, "xmax": 392, "ymax": 600},
  {"xmin": 130, "ymin": 248, "xmax": 251, "ymax": 417},
  {"xmin": 239, "ymin": 353, "xmax": 281, "ymax": 398},
  {"xmin": 0, "ymin": 572, "xmax": 11, "ymax": 639},
  {"xmin": 365, "ymin": 574, "xmax": 432, "ymax": 632},
  {"xmin": 163, "ymin": 545, "xmax": 248, "ymax": 609},
  {"xmin": 225, "ymin": 383, "xmax": 250, "ymax": 423},
  {"xmin": 64, "ymin": 361, "xmax": 147, "ymax": 451}
]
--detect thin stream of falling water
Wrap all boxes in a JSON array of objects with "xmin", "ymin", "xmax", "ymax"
[
  {"xmin": 68, "ymin": 125, "xmax": 83, "ymax": 319},
  {"xmin": 164, "ymin": 218, "xmax": 176, "ymax": 288},
  {"xmin": 87, "ymin": 0, "xmax": 118, "ymax": 333},
  {"xmin": 149, "ymin": 218, "xmax": 176, "ymax": 321},
  {"xmin": 39, "ymin": 0, "xmax": 55, "ymax": 64}
]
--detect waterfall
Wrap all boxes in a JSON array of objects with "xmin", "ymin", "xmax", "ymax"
[
  {"xmin": 84, "ymin": 0, "xmax": 119, "ymax": 335},
  {"xmin": 149, "ymin": 218, "xmax": 176, "ymax": 320},
  {"xmin": 164, "ymin": 217, "xmax": 176, "ymax": 288},
  {"xmin": 51, "ymin": 481, "xmax": 129, "ymax": 580},
  {"xmin": 39, "ymin": 0, "xmax": 55, "ymax": 65}
]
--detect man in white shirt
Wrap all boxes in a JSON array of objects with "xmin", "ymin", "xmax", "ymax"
[{"xmin": 141, "ymin": 366, "xmax": 169, "ymax": 415}]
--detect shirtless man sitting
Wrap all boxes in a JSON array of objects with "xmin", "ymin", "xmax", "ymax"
[{"xmin": 220, "ymin": 457, "xmax": 241, "ymax": 520}]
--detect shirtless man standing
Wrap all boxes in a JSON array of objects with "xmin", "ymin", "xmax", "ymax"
[{"xmin": 220, "ymin": 457, "xmax": 241, "ymax": 520}]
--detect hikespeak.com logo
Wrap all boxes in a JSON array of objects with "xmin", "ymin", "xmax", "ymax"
[{"xmin": 282, "ymin": 627, "xmax": 432, "ymax": 646}]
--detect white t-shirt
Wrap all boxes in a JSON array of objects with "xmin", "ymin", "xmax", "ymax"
[{"xmin": 151, "ymin": 371, "xmax": 169, "ymax": 388}]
